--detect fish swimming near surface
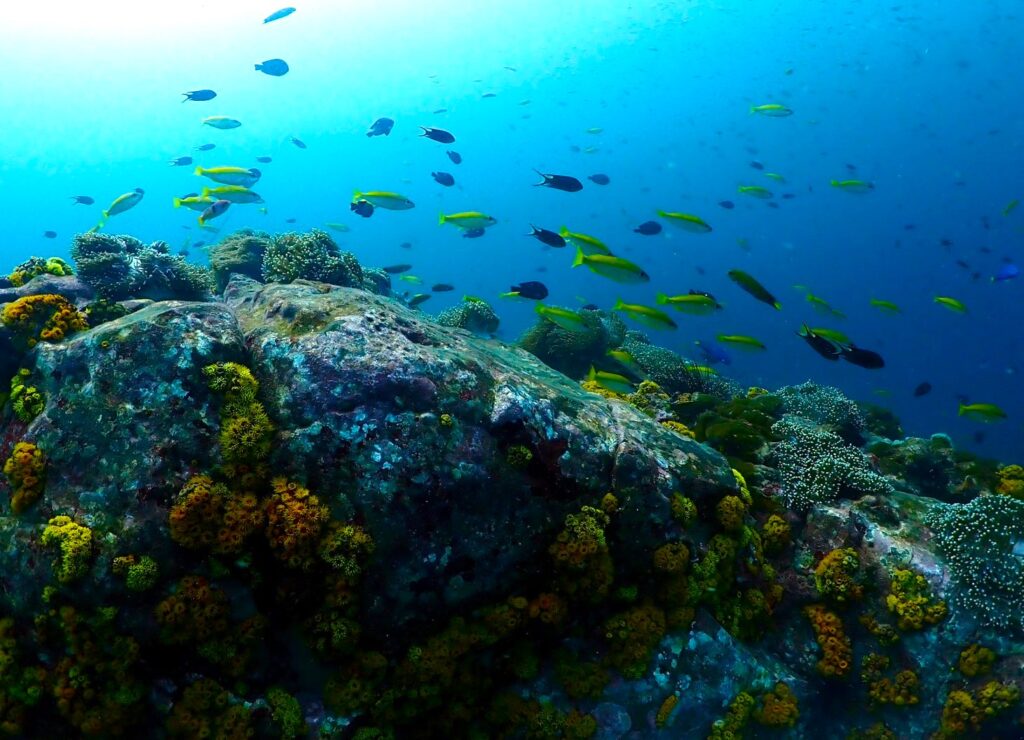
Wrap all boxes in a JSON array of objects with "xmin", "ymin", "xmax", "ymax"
[
  {"xmin": 70, "ymin": 195, "xmax": 94, "ymax": 205},
  {"xmin": 439, "ymin": 212, "xmax": 497, "ymax": 230},
  {"xmin": 588, "ymin": 173, "xmax": 610, "ymax": 185},
  {"xmin": 528, "ymin": 225, "xmax": 566, "ymax": 248},
  {"xmin": 534, "ymin": 170, "xmax": 583, "ymax": 192},
  {"xmin": 263, "ymin": 7, "xmax": 296, "ymax": 23},
  {"xmin": 750, "ymin": 103, "xmax": 793, "ymax": 117},
  {"xmin": 634, "ymin": 220, "xmax": 662, "ymax": 235},
  {"xmin": 573, "ymin": 250, "xmax": 650, "ymax": 284},
  {"xmin": 202, "ymin": 117, "xmax": 241, "ymax": 129},
  {"xmin": 367, "ymin": 117, "xmax": 395, "ymax": 137},
  {"xmin": 431, "ymin": 171, "xmax": 455, "ymax": 187},
  {"xmin": 727, "ymin": 269, "xmax": 781, "ymax": 309},
  {"xmin": 182, "ymin": 89, "xmax": 216, "ymax": 102},
  {"xmin": 255, "ymin": 59, "xmax": 290, "ymax": 76},
  {"xmin": 447, "ymin": 150, "xmax": 462, "ymax": 164},
  {"xmin": 509, "ymin": 281, "xmax": 548, "ymax": 300},
  {"xmin": 420, "ymin": 127, "xmax": 456, "ymax": 144},
  {"xmin": 353, "ymin": 191, "xmax": 414, "ymax": 210},
  {"xmin": 195, "ymin": 166, "xmax": 260, "ymax": 187},
  {"xmin": 198, "ymin": 199, "xmax": 231, "ymax": 226}
]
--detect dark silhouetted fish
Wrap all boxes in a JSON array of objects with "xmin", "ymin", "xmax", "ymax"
[
  {"xmin": 432, "ymin": 283, "xmax": 454, "ymax": 292},
  {"xmin": 840, "ymin": 345, "xmax": 885, "ymax": 369},
  {"xmin": 913, "ymin": 382, "xmax": 932, "ymax": 397},
  {"xmin": 534, "ymin": 170, "xmax": 583, "ymax": 192},
  {"xmin": 528, "ymin": 225, "xmax": 566, "ymax": 247},
  {"xmin": 367, "ymin": 117, "xmax": 395, "ymax": 137},
  {"xmin": 447, "ymin": 150, "xmax": 462, "ymax": 164},
  {"xmin": 42, "ymin": 230, "xmax": 57, "ymax": 239},
  {"xmin": 70, "ymin": 195, "xmax": 94, "ymax": 205},
  {"xmin": 420, "ymin": 126, "xmax": 455, "ymax": 144},
  {"xmin": 351, "ymin": 200, "xmax": 374, "ymax": 218},
  {"xmin": 588, "ymin": 173, "xmax": 610, "ymax": 185},
  {"xmin": 182, "ymin": 89, "xmax": 217, "ymax": 102},
  {"xmin": 255, "ymin": 58, "xmax": 289, "ymax": 76},
  {"xmin": 196, "ymin": 143, "xmax": 216, "ymax": 151},
  {"xmin": 400, "ymin": 242, "xmax": 413, "ymax": 249},
  {"xmin": 264, "ymin": 7, "xmax": 296, "ymax": 23},
  {"xmin": 799, "ymin": 325, "xmax": 842, "ymax": 361},
  {"xmin": 634, "ymin": 220, "xmax": 662, "ymax": 235},
  {"xmin": 718, "ymin": 200, "xmax": 735, "ymax": 209},
  {"xmin": 169, "ymin": 156, "xmax": 193, "ymax": 166},
  {"xmin": 750, "ymin": 160, "xmax": 764, "ymax": 170},
  {"xmin": 255, "ymin": 156, "xmax": 272, "ymax": 163},
  {"xmin": 431, "ymin": 171, "xmax": 455, "ymax": 187},
  {"xmin": 289, "ymin": 136, "xmax": 306, "ymax": 149},
  {"xmin": 510, "ymin": 281, "xmax": 548, "ymax": 300},
  {"xmin": 285, "ymin": 217, "xmax": 296, "ymax": 223},
  {"xmin": 462, "ymin": 228, "xmax": 486, "ymax": 239},
  {"xmin": 383, "ymin": 264, "xmax": 412, "ymax": 274}
]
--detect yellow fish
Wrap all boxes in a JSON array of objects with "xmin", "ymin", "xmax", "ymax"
[
  {"xmin": 934, "ymin": 296, "xmax": 966, "ymax": 313},
  {"xmin": 559, "ymin": 228, "xmax": 611, "ymax": 255},
  {"xmin": 656, "ymin": 211, "xmax": 712, "ymax": 233},
  {"xmin": 750, "ymin": 104, "xmax": 793, "ymax": 117},
  {"xmin": 439, "ymin": 212, "xmax": 498, "ymax": 230}
]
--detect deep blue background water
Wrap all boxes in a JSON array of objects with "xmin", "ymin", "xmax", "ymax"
[{"xmin": 1, "ymin": 0, "xmax": 1021, "ymax": 460}]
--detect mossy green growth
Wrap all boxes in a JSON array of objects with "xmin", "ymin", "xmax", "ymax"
[
  {"xmin": 9, "ymin": 369, "xmax": 44, "ymax": 422},
  {"xmin": 113, "ymin": 554, "xmax": 160, "ymax": 592},
  {"xmin": 40, "ymin": 515, "xmax": 93, "ymax": 583},
  {"xmin": 266, "ymin": 687, "xmax": 307, "ymax": 739},
  {"xmin": 203, "ymin": 362, "xmax": 274, "ymax": 462},
  {"xmin": 7, "ymin": 256, "xmax": 73, "ymax": 287},
  {"xmin": 506, "ymin": 444, "xmax": 534, "ymax": 469}
]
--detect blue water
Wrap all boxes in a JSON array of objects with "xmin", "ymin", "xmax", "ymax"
[{"xmin": 1, "ymin": 0, "xmax": 1021, "ymax": 460}]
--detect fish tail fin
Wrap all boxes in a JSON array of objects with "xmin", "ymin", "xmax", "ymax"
[
  {"xmin": 194, "ymin": 166, "xmax": 204, "ymax": 176},
  {"xmin": 830, "ymin": 180, "xmax": 840, "ymax": 187},
  {"xmin": 613, "ymin": 298, "xmax": 625, "ymax": 311},
  {"xmin": 172, "ymin": 198, "xmax": 182, "ymax": 209},
  {"xmin": 749, "ymin": 106, "xmax": 756, "ymax": 114},
  {"xmin": 438, "ymin": 213, "xmax": 446, "ymax": 226},
  {"xmin": 559, "ymin": 226, "xmax": 569, "ymax": 237},
  {"xmin": 656, "ymin": 209, "xmax": 667, "ymax": 217},
  {"xmin": 353, "ymin": 190, "xmax": 362, "ymax": 202},
  {"xmin": 201, "ymin": 187, "xmax": 212, "ymax": 198},
  {"xmin": 534, "ymin": 302, "xmax": 545, "ymax": 315},
  {"xmin": 958, "ymin": 404, "xmax": 967, "ymax": 417},
  {"xmin": 101, "ymin": 209, "xmax": 109, "ymax": 220},
  {"xmin": 587, "ymin": 366, "xmax": 597, "ymax": 382},
  {"xmin": 773, "ymin": 301, "xmax": 782, "ymax": 310},
  {"xmin": 527, "ymin": 224, "xmax": 538, "ymax": 236},
  {"xmin": 533, "ymin": 169, "xmax": 548, "ymax": 186},
  {"xmin": 655, "ymin": 292, "xmax": 668, "ymax": 305},
  {"xmin": 571, "ymin": 247, "xmax": 585, "ymax": 268},
  {"xmin": 254, "ymin": 64, "xmax": 261, "ymax": 71}
]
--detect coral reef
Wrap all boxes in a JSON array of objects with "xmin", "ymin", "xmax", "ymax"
[
  {"xmin": 436, "ymin": 299, "xmax": 500, "ymax": 334},
  {"xmin": 519, "ymin": 308, "xmax": 624, "ymax": 379},
  {"xmin": 7, "ymin": 256, "xmax": 73, "ymax": 287},
  {"xmin": 208, "ymin": 229, "xmax": 271, "ymax": 291},
  {"xmin": 70, "ymin": 232, "xmax": 212, "ymax": 300},
  {"xmin": 262, "ymin": 229, "xmax": 363, "ymax": 286}
]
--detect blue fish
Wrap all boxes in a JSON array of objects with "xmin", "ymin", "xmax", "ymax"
[
  {"xmin": 263, "ymin": 7, "xmax": 295, "ymax": 23},
  {"xmin": 169, "ymin": 156, "xmax": 193, "ymax": 166},
  {"xmin": 993, "ymin": 263, "xmax": 1020, "ymax": 282},
  {"xmin": 182, "ymin": 89, "xmax": 216, "ymax": 102},
  {"xmin": 195, "ymin": 143, "xmax": 216, "ymax": 151},
  {"xmin": 256, "ymin": 59, "xmax": 290, "ymax": 76},
  {"xmin": 367, "ymin": 117, "xmax": 395, "ymax": 137},
  {"xmin": 462, "ymin": 228, "xmax": 486, "ymax": 239},
  {"xmin": 289, "ymin": 136, "xmax": 307, "ymax": 149},
  {"xmin": 431, "ymin": 171, "xmax": 455, "ymax": 187},
  {"xmin": 447, "ymin": 150, "xmax": 462, "ymax": 165},
  {"xmin": 42, "ymin": 230, "xmax": 57, "ymax": 239},
  {"xmin": 256, "ymin": 156, "xmax": 273, "ymax": 163},
  {"xmin": 633, "ymin": 220, "xmax": 662, "ymax": 236},
  {"xmin": 70, "ymin": 195, "xmax": 94, "ymax": 205},
  {"xmin": 695, "ymin": 339, "xmax": 732, "ymax": 366}
]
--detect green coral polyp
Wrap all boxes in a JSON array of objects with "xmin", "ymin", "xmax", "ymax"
[
  {"xmin": 41, "ymin": 516, "xmax": 94, "ymax": 584},
  {"xmin": 9, "ymin": 370, "xmax": 45, "ymax": 423}
]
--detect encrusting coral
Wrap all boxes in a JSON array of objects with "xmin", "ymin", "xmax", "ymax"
[{"xmin": 2, "ymin": 441, "xmax": 46, "ymax": 513}]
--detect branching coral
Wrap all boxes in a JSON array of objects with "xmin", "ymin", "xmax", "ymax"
[
  {"xmin": 3, "ymin": 441, "xmax": 46, "ymax": 513},
  {"xmin": 771, "ymin": 416, "xmax": 892, "ymax": 511},
  {"xmin": 929, "ymin": 494, "xmax": 1024, "ymax": 634},
  {"xmin": 71, "ymin": 232, "xmax": 211, "ymax": 300},
  {"xmin": 436, "ymin": 300, "xmax": 500, "ymax": 334},
  {"xmin": 777, "ymin": 380, "xmax": 865, "ymax": 438},
  {"xmin": 622, "ymin": 331, "xmax": 733, "ymax": 397},
  {"xmin": 804, "ymin": 604, "xmax": 852, "ymax": 678},
  {"xmin": 262, "ymin": 229, "xmax": 363, "ymax": 287},
  {"xmin": 265, "ymin": 477, "xmax": 330, "ymax": 569},
  {"xmin": 884, "ymin": 568, "xmax": 946, "ymax": 631},
  {"xmin": 208, "ymin": 229, "xmax": 270, "ymax": 291},
  {"xmin": 1, "ymin": 294, "xmax": 88, "ymax": 348},
  {"xmin": 41, "ymin": 516, "xmax": 94, "ymax": 584},
  {"xmin": 7, "ymin": 256, "xmax": 74, "ymax": 287}
]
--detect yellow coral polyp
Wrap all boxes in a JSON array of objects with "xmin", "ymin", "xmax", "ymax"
[
  {"xmin": 655, "ymin": 694, "xmax": 679, "ymax": 728},
  {"xmin": 884, "ymin": 568, "xmax": 946, "ymax": 631},
  {"xmin": 0, "ymin": 294, "xmax": 88, "ymax": 347},
  {"xmin": 995, "ymin": 464, "xmax": 1024, "ymax": 499},
  {"xmin": 957, "ymin": 643, "xmax": 996, "ymax": 677},
  {"xmin": 653, "ymin": 542, "xmax": 690, "ymax": 573},
  {"xmin": 715, "ymin": 494, "xmax": 747, "ymax": 532},
  {"xmin": 41, "ymin": 515, "xmax": 94, "ymax": 584},
  {"xmin": 3, "ymin": 441, "xmax": 47, "ymax": 513},
  {"xmin": 265, "ymin": 477, "xmax": 329, "ymax": 569},
  {"xmin": 814, "ymin": 548, "xmax": 863, "ymax": 605},
  {"xmin": 753, "ymin": 682, "xmax": 799, "ymax": 727},
  {"xmin": 660, "ymin": 420, "xmax": 695, "ymax": 438},
  {"xmin": 804, "ymin": 604, "xmax": 852, "ymax": 678}
]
